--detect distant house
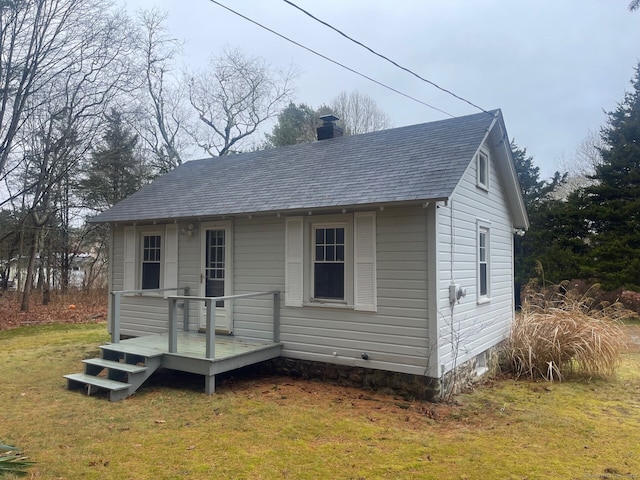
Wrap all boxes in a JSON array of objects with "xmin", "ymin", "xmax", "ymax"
[{"xmin": 66, "ymin": 110, "xmax": 528, "ymax": 401}]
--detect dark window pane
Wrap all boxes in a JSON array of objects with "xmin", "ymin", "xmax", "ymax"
[
  {"xmin": 326, "ymin": 228, "xmax": 335, "ymax": 244},
  {"xmin": 206, "ymin": 279, "xmax": 225, "ymax": 307},
  {"xmin": 315, "ymin": 246, "xmax": 324, "ymax": 261},
  {"xmin": 314, "ymin": 263, "xmax": 344, "ymax": 300},
  {"xmin": 316, "ymin": 228, "xmax": 324, "ymax": 245},
  {"xmin": 336, "ymin": 245, "xmax": 344, "ymax": 261},
  {"xmin": 336, "ymin": 228, "xmax": 344, "ymax": 244},
  {"xmin": 141, "ymin": 263, "xmax": 160, "ymax": 289},
  {"xmin": 326, "ymin": 245, "xmax": 335, "ymax": 261},
  {"xmin": 480, "ymin": 264, "xmax": 487, "ymax": 296}
]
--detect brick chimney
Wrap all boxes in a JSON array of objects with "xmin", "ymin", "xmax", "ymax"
[{"xmin": 317, "ymin": 114, "xmax": 343, "ymax": 140}]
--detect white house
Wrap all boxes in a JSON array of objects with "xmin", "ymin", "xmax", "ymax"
[{"xmin": 65, "ymin": 110, "xmax": 528, "ymax": 401}]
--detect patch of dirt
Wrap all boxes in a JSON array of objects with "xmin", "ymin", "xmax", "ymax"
[{"xmin": 0, "ymin": 291, "xmax": 107, "ymax": 331}]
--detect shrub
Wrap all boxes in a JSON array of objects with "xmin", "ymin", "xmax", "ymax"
[
  {"xmin": 0, "ymin": 444, "xmax": 33, "ymax": 477},
  {"xmin": 505, "ymin": 282, "xmax": 628, "ymax": 381}
]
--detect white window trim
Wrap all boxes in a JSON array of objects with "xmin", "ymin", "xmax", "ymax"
[
  {"xmin": 477, "ymin": 220, "xmax": 491, "ymax": 304},
  {"xmin": 123, "ymin": 224, "xmax": 178, "ymax": 296},
  {"xmin": 285, "ymin": 212, "xmax": 377, "ymax": 312},
  {"xmin": 310, "ymin": 222, "xmax": 347, "ymax": 304},
  {"xmin": 141, "ymin": 231, "xmax": 163, "ymax": 290},
  {"xmin": 476, "ymin": 147, "xmax": 490, "ymax": 191},
  {"xmin": 199, "ymin": 220, "xmax": 233, "ymax": 300}
]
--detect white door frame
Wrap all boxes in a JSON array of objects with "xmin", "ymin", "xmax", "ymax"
[{"xmin": 199, "ymin": 220, "xmax": 233, "ymax": 333}]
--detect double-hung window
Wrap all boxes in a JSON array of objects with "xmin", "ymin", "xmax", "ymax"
[
  {"xmin": 123, "ymin": 224, "xmax": 178, "ymax": 294},
  {"xmin": 141, "ymin": 234, "xmax": 162, "ymax": 289},
  {"xmin": 477, "ymin": 222, "xmax": 490, "ymax": 301},
  {"xmin": 313, "ymin": 225, "xmax": 345, "ymax": 300},
  {"xmin": 285, "ymin": 212, "xmax": 377, "ymax": 311}
]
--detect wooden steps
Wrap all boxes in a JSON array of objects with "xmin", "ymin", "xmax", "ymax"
[{"xmin": 64, "ymin": 345, "xmax": 161, "ymax": 402}]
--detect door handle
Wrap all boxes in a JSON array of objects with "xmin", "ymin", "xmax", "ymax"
[{"xmin": 200, "ymin": 273, "xmax": 204, "ymax": 284}]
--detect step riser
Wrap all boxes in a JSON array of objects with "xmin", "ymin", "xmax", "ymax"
[{"xmin": 65, "ymin": 351, "xmax": 161, "ymax": 402}]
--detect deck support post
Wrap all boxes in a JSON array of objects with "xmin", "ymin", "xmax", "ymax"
[
  {"xmin": 168, "ymin": 298, "xmax": 178, "ymax": 353},
  {"xmin": 273, "ymin": 291, "xmax": 280, "ymax": 343},
  {"xmin": 111, "ymin": 291, "xmax": 121, "ymax": 343},
  {"xmin": 205, "ymin": 299, "xmax": 215, "ymax": 359},
  {"xmin": 183, "ymin": 287, "xmax": 190, "ymax": 332},
  {"xmin": 205, "ymin": 375, "xmax": 215, "ymax": 395}
]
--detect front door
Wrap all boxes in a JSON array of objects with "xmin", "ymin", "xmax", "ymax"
[{"xmin": 200, "ymin": 223, "xmax": 232, "ymax": 333}]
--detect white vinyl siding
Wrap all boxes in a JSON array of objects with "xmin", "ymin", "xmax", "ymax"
[
  {"xmin": 280, "ymin": 207, "xmax": 429, "ymax": 375},
  {"xmin": 123, "ymin": 226, "xmax": 136, "ymax": 291},
  {"xmin": 111, "ymin": 207, "xmax": 430, "ymax": 374},
  {"xmin": 437, "ymin": 141, "xmax": 515, "ymax": 374},
  {"xmin": 163, "ymin": 224, "xmax": 179, "ymax": 295},
  {"xmin": 112, "ymin": 225, "xmax": 174, "ymax": 337}
]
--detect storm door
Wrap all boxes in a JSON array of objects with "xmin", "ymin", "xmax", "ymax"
[{"xmin": 199, "ymin": 224, "xmax": 232, "ymax": 332}]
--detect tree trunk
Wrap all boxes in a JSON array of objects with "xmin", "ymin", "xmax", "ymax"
[{"xmin": 21, "ymin": 239, "xmax": 38, "ymax": 312}]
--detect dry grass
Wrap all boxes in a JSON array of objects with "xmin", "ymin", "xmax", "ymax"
[
  {"xmin": 506, "ymin": 283, "xmax": 628, "ymax": 381},
  {"xmin": 1, "ymin": 323, "xmax": 640, "ymax": 479}
]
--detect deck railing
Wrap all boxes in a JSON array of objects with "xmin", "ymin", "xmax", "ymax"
[
  {"xmin": 109, "ymin": 288, "xmax": 281, "ymax": 360},
  {"xmin": 167, "ymin": 291, "xmax": 281, "ymax": 359},
  {"xmin": 110, "ymin": 287, "xmax": 191, "ymax": 343}
]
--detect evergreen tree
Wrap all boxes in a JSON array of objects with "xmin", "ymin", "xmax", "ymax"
[
  {"xmin": 579, "ymin": 63, "xmax": 640, "ymax": 290},
  {"xmin": 264, "ymin": 103, "xmax": 319, "ymax": 147},
  {"xmin": 80, "ymin": 110, "xmax": 150, "ymax": 212},
  {"xmin": 512, "ymin": 141, "xmax": 568, "ymax": 295}
]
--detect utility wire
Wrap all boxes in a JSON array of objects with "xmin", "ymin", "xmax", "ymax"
[
  {"xmin": 282, "ymin": 0, "xmax": 491, "ymax": 116},
  {"xmin": 207, "ymin": 0, "xmax": 454, "ymax": 117}
]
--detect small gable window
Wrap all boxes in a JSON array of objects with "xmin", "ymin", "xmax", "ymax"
[{"xmin": 477, "ymin": 149, "xmax": 489, "ymax": 190}]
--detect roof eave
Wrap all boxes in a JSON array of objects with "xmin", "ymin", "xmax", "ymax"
[{"xmin": 93, "ymin": 197, "xmax": 451, "ymax": 226}]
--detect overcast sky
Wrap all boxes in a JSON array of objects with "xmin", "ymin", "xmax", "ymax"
[{"xmin": 120, "ymin": 0, "xmax": 640, "ymax": 178}]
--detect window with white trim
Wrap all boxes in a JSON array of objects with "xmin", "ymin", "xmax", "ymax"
[
  {"xmin": 285, "ymin": 212, "xmax": 377, "ymax": 311},
  {"xmin": 123, "ymin": 224, "xmax": 178, "ymax": 293},
  {"xmin": 141, "ymin": 234, "xmax": 162, "ymax": 289},
  {"xmin": 477, "ymin": 224, "xmax": 490, "ymax": 300},
  {"xmin": 313, "ymin": 225, "xmax": 345, "ymax": 300},
  {"xmin": 477, "ymin": 149, "xmax": 489, "ymax": 190}
]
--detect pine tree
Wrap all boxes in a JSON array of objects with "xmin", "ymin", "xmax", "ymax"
[
  {"xmin": 512, "ymin": 141, "xmax": 569, "ymax": 295},
  {"xmin": 264, "ymin": 103, "xmax": 319, "ymax": 147},
  {"xmin": 80, "ymin": 110, "xmax": 149, "ymax": 212},
  {"xmin": 580, "ymin": 63, "xmax": 640, "ymax": 289}
]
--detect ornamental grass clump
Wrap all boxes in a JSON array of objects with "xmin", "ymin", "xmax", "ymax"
[{"xmin": 506, "ymin": 282, "xmax": 628, "ymax": 381}]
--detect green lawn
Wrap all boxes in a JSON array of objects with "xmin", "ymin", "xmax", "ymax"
[{"xmin": 1, "ymin": 323, "xmax": 639, "ymax": 479}]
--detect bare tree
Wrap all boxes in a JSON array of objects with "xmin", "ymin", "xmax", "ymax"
[
  {"xmin": 330, "ymin": 91, "xmax": 392, "ymax": 136},
  {"xmin": 186, "ymin": 47, "xmax": 296, "ymax": 156},
  {"xmin": 4, "ymin": 3, "xmax": 138, "ymax": 309},
  {"xmin": 0, "ymin": 0, "xmax": 125, "ymax": 178},
  {"xmin": 136, "ymin": 9, "xmax": 189, "ymax": 172},
  {"xmin": 630, "ymin": 0, "xmax": 639, "ymax": 12},
  {"xmin": 554, "ymin": 130, "xmax": 603, "ymax": 199}
]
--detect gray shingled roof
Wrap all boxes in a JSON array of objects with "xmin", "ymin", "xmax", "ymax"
[{"xmin": 92, "ymin": 110, "xmax": 502, "ymax": 223}]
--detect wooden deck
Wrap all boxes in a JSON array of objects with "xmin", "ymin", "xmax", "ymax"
[
  {"xmin": 103, "ymin": 332, "xmax": 282, "ymax": 393},
  {"xmin": 65, "ymin": 290, "xmax": 282, "ymax": 401}
]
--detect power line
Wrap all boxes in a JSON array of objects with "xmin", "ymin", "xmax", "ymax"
[
  {"xmin": 206, "ymin": 0, "xmax": 454, "ymax": 117},
  {"xmin": 282, "ymin": 0, "xmax": 491, "ymax": 116}
]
